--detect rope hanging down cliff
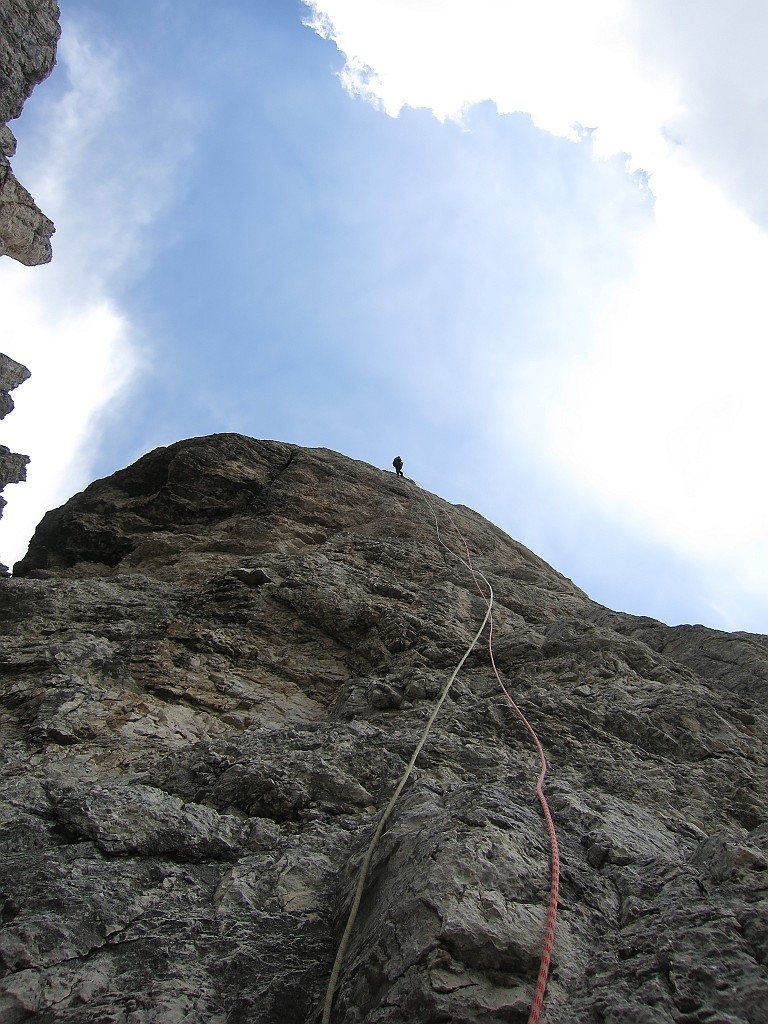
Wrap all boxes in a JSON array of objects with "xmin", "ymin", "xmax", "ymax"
[
  {"xmin": 415, "ymin": 484, "xmax": 560, "ymax": 1024},
  {"xmin": 322, "ymin": 480, "xmax": 560, "ymax": 1024},
  {"xmin": 321, "ymin": 540, "xmax": 493, "ymax": 1024}
]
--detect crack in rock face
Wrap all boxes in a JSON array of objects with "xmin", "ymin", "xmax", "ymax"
[{"xmin": 0, "ymin": 434, "xmax": 766, "ymax": 1023}]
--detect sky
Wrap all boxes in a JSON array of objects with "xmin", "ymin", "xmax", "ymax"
[{"xmin": 1, "ymin": 0, "xmax": 767, "ymax": 634}]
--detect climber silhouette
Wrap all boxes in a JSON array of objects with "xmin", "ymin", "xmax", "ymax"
[{"xmin": 392, "ymin": 456, "xmax": 404, "ymax": 478}]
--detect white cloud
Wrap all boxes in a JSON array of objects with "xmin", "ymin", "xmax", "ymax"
[
  {"xmin": 304, "ymin": 0, "xmax": 768, "ymax": 628},
  {"xmin": 0, "ymin": 263, "xmax": 139, "ymax": 567},
  {"xmin": 303, "ymin": 0, "xmax": 679, "ymax": 167},
  {"xmin": 528, "ymin": 19, "xmax": 768, "ymax": 621},
  {"xmin": 626, "ymin": 0, "xmax": 768, "ymax": 228},
  {"xmin": 547, "ymin": 154, "xmax": 768, "ymax": 559}
]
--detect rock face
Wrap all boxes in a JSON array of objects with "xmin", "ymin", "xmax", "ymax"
[
  {"xmin": 0, "ymin": 352, "xmax": 31, "ymax": 420},
  {"xmin": 2, "ymin": 434, "xmax": 767, "ymax": 1023},
  {"xmin": 0, "ymin": 0, "xmax": 60, "ymax": 265},
  {"xmin": 0, "ymin": 352, "xmax": 31, "ymax": 574}
]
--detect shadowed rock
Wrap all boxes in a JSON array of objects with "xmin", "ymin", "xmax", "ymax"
[{"xmin": 0, "ymin": 353, "xmax": 31, "ymax": 420}]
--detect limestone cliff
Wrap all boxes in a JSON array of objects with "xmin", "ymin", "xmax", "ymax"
[
  {"xmin": 1, "ymin": 434, "xmax": 767, "ymax": 1023},
  {"xmin": 0, "ymin": 0, "xmax": 60, "ymax": 265}
]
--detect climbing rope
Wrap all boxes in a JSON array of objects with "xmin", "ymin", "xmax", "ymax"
[
  {"xmin": 419, "ymin": 486, "xmax": 561, "ymax": 1024},
  {"xmin": 416, "ymin": 484, "xmax": 561, "ymax": 1024},
  {"xmin": 489, "ymin": 606, "xmax": 560, "ymax": 1024},
  {"xmin": 321, "ymin": 548, "xmax": 492, "ymax": 1024},
  {"xmin": 322, "ymin": 477, "xmax": 560, "ymax": 1024}
]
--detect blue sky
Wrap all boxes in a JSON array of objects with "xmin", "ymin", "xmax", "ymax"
[{"xmin": 2, "ymin": 0, "xmax": 767, "ymax": 633}]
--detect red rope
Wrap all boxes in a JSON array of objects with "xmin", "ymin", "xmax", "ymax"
[
  {"xmin": 442, "ymin": 508, "xmax": 561, "ymax": 1024},
  {"xmin": 487, "ymin": 613, "xmax": 560, "ymax": 1024}
]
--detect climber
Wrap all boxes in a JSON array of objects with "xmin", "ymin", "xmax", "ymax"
[{"xmin": 392, "ymin": 456, "xmax": 404, "ymax": 478}]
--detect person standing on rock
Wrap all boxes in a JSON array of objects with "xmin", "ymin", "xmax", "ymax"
[{"xmin": 392, "ymin": 456, "xmax": 404, "ymax": 478}]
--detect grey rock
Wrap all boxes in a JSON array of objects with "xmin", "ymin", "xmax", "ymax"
[
  {"xmin": 0, "ymin": 0, "xmax": 60, "ymax": 265},
  {"xmin": 0, "ymin": 434, "xmax": 766, "ymax": 1023},
  {"xmin": 0, "ymin": 125, "xmax": 17, "ymax": 158},
  {"xmin": 0, "ymin": 0, "xmax": 60, "ymax": 125},
  {"xmin": 0, "ymin": 353, "xmax": 32, "ymax": 573},
  {"xmin": 0, "ymin": 444, "xmax": 30, "ymax": 561},
  {"xmin": 0, "ymin": 160, "xmax": 55, "ymax": 265},
  {"xmin": 0, "ymin": 447, "xmax": 28, "ymax": 490},
  {"xmin": 0, "ymin": 353, "xmax": 31, "ymax": 420}
]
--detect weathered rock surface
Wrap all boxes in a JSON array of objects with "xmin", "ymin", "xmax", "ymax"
[
  {"xmin": 0, "ymin": 353, "xmax": 31, "ymax": 420},
  {"xmin": 0, "ymin": 352, "xmax": 31, "ymax": 573},
  {"xmin": 1, "ymin": 434, "xmax": 767, "ymax": 1023},
  {"xmin": 0, "ymin": 0, "xmax": 60, "ymax": 265}
]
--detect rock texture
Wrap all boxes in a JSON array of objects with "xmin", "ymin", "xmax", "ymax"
[
  {"xmin": 0, "ymin": 353, "xmax": 31, "ymax": 421},
  {"xmin": 0, "ymin": 352, "xmax": 31, "ymax": 574},
  {"xmin": 0, "ymin": 0, "xmax": 60, "ymax": 265},
  {"xmin": 1, "ymin": 433, "xmax": 767, "ymax": 1023}
]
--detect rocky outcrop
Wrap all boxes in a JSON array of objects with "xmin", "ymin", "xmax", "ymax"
[
  {"xmin": 1, "ymin": 434, "xmax": 767, "ymax": 1023},
  {"xmin": 0, "ymin": 353, "xmax": 30, "ymax": 420},
  {"xmin": 0, "ymin": 0, "xmax": 60, "ymax": 264},
  {"xmin": 0, "ymin": 352, "xmax": 31, "ymax": 574}
]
